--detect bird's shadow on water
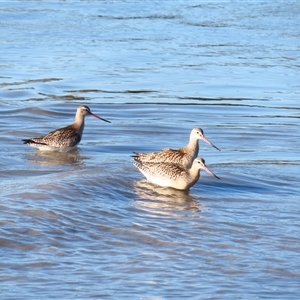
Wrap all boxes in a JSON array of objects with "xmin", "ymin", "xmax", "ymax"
[
  {"xmin": 133, "ymin": 179, "xmax": 202, "ymax": 215},
  {"xmin": 23, "ymin": 148, "xmax": 89, "ymax": 167}
]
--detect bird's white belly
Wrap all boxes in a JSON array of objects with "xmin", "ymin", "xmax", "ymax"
[
  {"xmin": 142, "ymin": 172, "xmax": 188, "ymax": 190},
  {"xmin": 31, "ymin": 144, "xmax": 76, "ymax": 152}
]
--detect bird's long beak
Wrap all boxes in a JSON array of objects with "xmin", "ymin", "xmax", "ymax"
[
  {"xmin": 203, "ymin": 164, "xmax": 221, "ymax": 180},
  {"xmin": 202, "ymin": 136, "xmax": 220, "ymax": 151},
  {"xmin": 90, "ymin": 113, "xmax": 111, "ymax": 123}
]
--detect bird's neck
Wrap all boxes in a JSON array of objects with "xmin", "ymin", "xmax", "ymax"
[
  {"xmin": 189, "ymin": 164, "xmax": 201, "ymax": 178},
  {"xmin": 74, "ymin": 113, "xmax": 85, "ymax": 135},
  {"xmin": 185, "ymin": 135, "xmax": 199, "ymax": 154},
  {"xmin": 187, "ymin": 167, "xmax": 201, "ymax": 188}
]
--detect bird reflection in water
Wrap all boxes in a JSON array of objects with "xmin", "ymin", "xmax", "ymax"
[
  {"xmin": 24, "ymin": 148, "xmax": 88, "ymax": 167},
  {"xmin": 133, "ymin": 179, "xmax": 202, "ymax": 215}
]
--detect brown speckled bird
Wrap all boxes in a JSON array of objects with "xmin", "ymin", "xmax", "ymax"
[
  {"xmin": 133, "ymin": 127, "xmax": 220, "ymax": 168},
  {"xmin": 134, "ymin": 157, "xmax": 220, "ymax": 190},
  {"xmin": 22, "ymin": 105, "xmax": 110, "ymax": 152}
]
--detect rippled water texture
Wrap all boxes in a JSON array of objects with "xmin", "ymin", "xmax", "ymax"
[{"xmin": 0, "ymin": 1, "xmax": 299, "ymax": 299}]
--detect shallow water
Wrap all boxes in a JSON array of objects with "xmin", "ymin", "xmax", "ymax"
[{"xmin": 0, "ymin": 1, "xmax": 300, "ymax": 299}]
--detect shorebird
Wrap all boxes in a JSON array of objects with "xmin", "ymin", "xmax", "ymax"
[
  {"xmin": 132, "ymin": 127, "xmax": 220, "ymax": 168},
  {"xmin": 22, "ymin": 105, "xmax": 110, "ymax": 152},
  {"xmin": 134, "ymin": 157, "xmax": 220, "ymax": 190}
]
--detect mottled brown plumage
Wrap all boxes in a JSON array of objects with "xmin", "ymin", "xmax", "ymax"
[
  {"xmin": 134, "ymin": 157, "xmax": 220, "ymax": 190},
  {"xmin": 133, "ymin": 127, "xmax": 220, "ymax": 168},
  {"xmin": 22, "ymin": 105, "xmax": 110, "ymax": 152}
]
